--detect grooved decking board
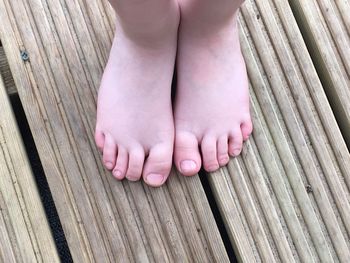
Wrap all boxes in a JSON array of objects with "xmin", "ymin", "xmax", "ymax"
[
  {"xmin": 208, "ymin": 0, "xmax": 350, "ymax": 262},
  {"xmin": 0, "ymin": 46, "xmax": 16, "ymax": 95},
  {"xmin": 0, "ymin": 0, "xmax": 228, "ymax": 262},
  {"xmin": 0, "ymin": 73, "xmax": 59, "ymax": 262},
  {"xmin": 288, "ymin": 0, "xmax": 350, "ymax": 146}
]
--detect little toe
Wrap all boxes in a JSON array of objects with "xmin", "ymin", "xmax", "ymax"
[
  {"xmin": 95, "ymin": 128, "xmax": 105, "ymax": 153},
  {"xmin": 126, "ymin": 146, "xmax": 145, "ymax": 181},
  {"xmin": 102, "ymin": 134, "xmax": 117, "ymax": 170},
  {"xmin": 229, "ymin": 129, "xmax": 243, "ymax": 157},
  {"xmin": 143, "ymin": 144, "xmax": 173, "ymax": 187},
  {"xmin": 201, "ymin": 135, "xmax": 220, "ymax": 172},
  {"xmin": 113, "ymin": 147, "xmax": 128, "ymax": 180},
  {"xmin": 217, "ymin": 136, "xmax": 230, "ymax": 166},
  {"xmin": 241, "ymin": 119, "xmax": 253, "ymax": 141},
  {"xmin": 174, "ymin": 131, "xmax": 201, "ymax": 176}
]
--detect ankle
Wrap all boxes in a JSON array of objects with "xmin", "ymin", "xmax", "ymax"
[
  {"xmin": 179, "ymin": 1, "xmax": 240, "ymax": 34},
  {"xmin": 180, "ymin": 13, "xmax": 239, "ymax": 44},
  {"xmin": 115, "ymin": 2, "xmax": 180, "ymax": 48}
]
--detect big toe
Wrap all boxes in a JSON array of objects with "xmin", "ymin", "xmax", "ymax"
[
  {"xmin": 174, "ymin": 131, "xmax": 201, "ymax": 176},
  {"xmin": 143, "ymin": 143, "xmax": 173, "ymax": 187}
]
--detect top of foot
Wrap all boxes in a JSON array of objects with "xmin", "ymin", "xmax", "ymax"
[
  {"xmin": 95, "ymin": 1, "xmax": 179, "ymax": 187},
  {"xmin": 174, "ymin": 11, "xmax": 253, "ymax": 176}
]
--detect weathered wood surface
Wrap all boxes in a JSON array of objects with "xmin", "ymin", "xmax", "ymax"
[
  {"xmin": 0, "ymin": 0, "xmax": 228, "ymax": 262},
  {"xmin": 208, "ymin": 0, "xmax": 350, "ymax": 262},
  {"xmin": 289, "ymin": 0, "xmax": 350, "ymax": 146},
  {"xmin": 0, "ymin": 46, "xmax": 16, "ymax": 95},
  {"xmin": 0, "ymin": 73, "xmax": 59, "ymax": 262},
  {"xmin": 1, "ymin": 0, "xmax": 350, "ymax": 262}
]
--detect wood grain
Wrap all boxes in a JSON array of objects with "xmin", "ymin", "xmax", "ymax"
[
  {"xmin": 208, "ymin": 0, "xmax": 350, "ymax": 261},
  {"xmin": 1, "ymin": 0, "xmax": 349, "ymax": 261},
  {"xmin": 289, "ymin": 0, "xmax": 350, "ymax": 146},
  {"xmin": 0, "ymin": 73, "xmax": 59, "ymax": 262},
  {"xmin": 0, "ymin": 0, "xmax": 228, "ymax": 261}
]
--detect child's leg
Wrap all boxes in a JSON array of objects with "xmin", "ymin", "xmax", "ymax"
[
  {"xmin": 174, "ymin": 0, "xmax": 253, "ymax": 175},
  {"xmin": 95, "ymin": 0, "xmax": 179, "ymax": 187}
]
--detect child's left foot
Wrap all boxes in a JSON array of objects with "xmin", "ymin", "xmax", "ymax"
[{"xmin": 174, "ymin": 10, "xmax": 253, "ymax": 176}]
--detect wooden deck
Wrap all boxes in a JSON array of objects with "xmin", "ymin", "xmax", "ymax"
[
  {"xmin": 0, "ymin": 72, "xmax": 59, "ymax": 262},
  {"xmin": 0, "ymin": 0, "xmax": 349, "ymax": 262}
]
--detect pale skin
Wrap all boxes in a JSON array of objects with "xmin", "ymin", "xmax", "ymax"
[{"xmin": 95, "ymin": 0, "xmax": 253, "ymax": 187}]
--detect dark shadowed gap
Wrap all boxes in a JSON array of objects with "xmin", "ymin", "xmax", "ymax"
[
  {"xmin": 10, "ymin": 94, "xmax": 73, "ymax": 263},
  {"xmin": 199, "ymin": 169, "xmax": 238, "ymax": 262},
  {"xmin": 287, "ymin": 0, "xmax": 350, "ymax": 151}
]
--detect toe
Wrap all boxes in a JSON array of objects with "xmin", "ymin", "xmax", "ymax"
[
  {"xmin": 95, "ymin": 128, "xmax": 105, "ymax": 153},
  {"xmin": 174, "ymin": 131, "xmax": 201, "ymax": 176},
  {"xmin": 241, "ymin": 118, "xmax": 253, "ymax": 141},
  {"xmin": 201, "ymin": 135, "xmax": 220, "ymax": 172},
  {"xmin": 229, "ymin": 129, "xmax": 243, "ymax": 157},
  {"xmin": 143, "ymin": 143, "xmax": 173, "ymax": 187},
  {"xmin": 217, "ymin": 135, "xmax": 230, "ymax": 166},
  {"xmin": 102, "ymin": 134, "xmax": 117, "ymax": 170},
  {"xmin": 126, "ymin": 146, "xmax": 145, "ymax": 181},
  {"xmin": 113, "ymin": 147, "xmax": 128, "ymax": 180}
]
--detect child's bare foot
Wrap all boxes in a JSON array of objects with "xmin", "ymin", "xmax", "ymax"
[
  {"xmin": 174, "ymin": 2, "xmax": 252, "ymax": 176},
  {"xmin": 95, "ymin": 0, "xmax": 179, "ymax": 187}
]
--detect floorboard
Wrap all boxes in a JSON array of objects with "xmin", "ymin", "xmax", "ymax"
[
  {"xmin": 0, "ymin": 0, "xmax": 227, "ymax": 261},
  {"xmin": 288, "ymin": 0, "xmax": 350, "ymax": 146},
  {"xmin": 0, "ymin": 0, "xmax": 349, "ymax": 262},
  {"xmin": 0, "ymin": 73, "xmax": 59, "ymax": 262},
  {"xmin": 208, "ymin": 0, "xmax": 350, "ymax": 261}
]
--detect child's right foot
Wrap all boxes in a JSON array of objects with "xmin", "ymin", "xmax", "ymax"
[{"xmin": 95, "ymin": 0, "xmax": 179, "ymax": 187}]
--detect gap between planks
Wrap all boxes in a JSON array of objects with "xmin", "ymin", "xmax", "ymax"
[
  {"xmin": 288, "ymin": 0, "xmax": 350, "ymax": 147},
  {"xmin": 208, "ymin": 0, "xmax": 350, "ymax": 262},
  {"xmin": 0, "ymin": 0, "xmax": 229, "ymax": 261},
  {"xmin": 0, "ymin": 72, "xmax": 59, "ymax": 262}
]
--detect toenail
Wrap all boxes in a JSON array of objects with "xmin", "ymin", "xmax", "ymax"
[
  {"xmin": 105, "ymin": 162, "xmax": 113, "ymax": 169},
  {"xmin": 147, "ymin": 173, "xmax": 164, "ymax": 186},
  {"xmin": 180, "ymin": 160, "xmax": 197, "ymax": 173},
  {"xmin": 207, "ymin": 164, "xmax": 220, "ymax": 172},
  {"xmin": 219, "ymin": 156, "xmax": 229, "ymax": 164},
  {"xmin": 126, "ymin": 176, "xmax": 139, "ymax": 182},
  {"xmin": 113, "ymin": 170, "xmax": 122, "ymax": 179},
  {"xmin": 233, "ymin": 149, "xmax": 241, "ymax": 156}
]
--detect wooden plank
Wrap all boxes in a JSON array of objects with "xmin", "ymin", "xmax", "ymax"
[
  {"xmin": 208, "ymin": 0, "xmax": 350, "ymax": 262},
  {"xmin": 0, "ymin": 46, "xmax": 17, "ymax": 95},
  {"xmin": 288, "ymin": 0, "xmax": 350, "ymax": 146},
  {"xmin": 0, "ymin": 73, "xmax": 59, "ymax": 262},
  {"xmin": 0, "ymin": 0, "xmax": 228, "ymax": 262}
]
